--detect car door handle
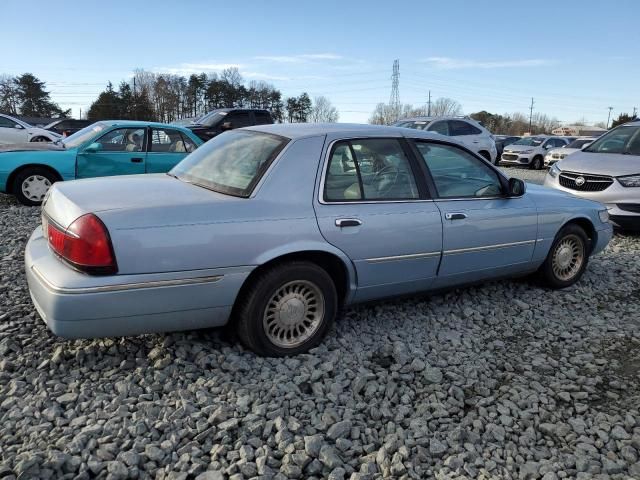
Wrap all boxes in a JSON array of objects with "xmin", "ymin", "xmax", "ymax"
[
  {"xmin": 130, "ymin": 157, "xmax": 143, "ymax": 163},
  {"xmin": 445, "ymin": 212, "xmax": 467, "ymax": 220},
  {"xmin": 335, "ymin": 218, "xmax": 362, "ymax": 228}
]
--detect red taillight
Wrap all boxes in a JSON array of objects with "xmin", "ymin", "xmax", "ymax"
[{"xmin": 46, "ymin": 214, "xmax": 117, "ymax": 274}]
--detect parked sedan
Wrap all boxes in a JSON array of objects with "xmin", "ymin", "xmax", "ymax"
[
  {"xmin": 25, "ymin": 124, "xmax": 612, "ymax": 356},
  {"xmin": 0, "ymin": 113, "xmax": 62, "ymax": 144},
  {"xmin": 0, "ymin": 120, "xmax": 202, "ymax": 205},
  {"xmin": 545, "ymin": 121, "xmax": 640, "ymax": 229},
  {"xmin": 544, "ymin": 137, "xmax": 596, "ymax": 167}
]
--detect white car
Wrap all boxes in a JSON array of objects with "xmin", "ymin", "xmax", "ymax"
[
  {"xmin": 393, "ymin": 116, "xmax": 498, "ymax": 163},
  {"xmin": 0, "ymin": 113, "xmax": 62, "ymax": 145},
  {"xmin": 544, "ymin": 137, "xmax": 596, "ymax": 167},
  {"xmin": 500, "ymin": 136, "xmax": 570, "ymax": 170}
]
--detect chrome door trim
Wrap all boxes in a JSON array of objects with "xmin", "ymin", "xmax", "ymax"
[
  {"xmin": 32, "ymin": 266, "xmax": 223, "ymax": 294},
  {"xmin": 443, "ymin": 239, "xmax": 536, "ymax": 255},
  {"xmin": 365, "ymin": 251, "xmax": 441, "ymax": 264}
]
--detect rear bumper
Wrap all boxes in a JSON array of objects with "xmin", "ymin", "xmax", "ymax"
[{"xmin": 25, "ymin": 227, "xmax": 252, "ymax": 338}]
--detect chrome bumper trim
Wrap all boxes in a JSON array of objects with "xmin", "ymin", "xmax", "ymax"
[{"xmin": 31, "ymin": 266, "xmax": 223, "ymax": 294}]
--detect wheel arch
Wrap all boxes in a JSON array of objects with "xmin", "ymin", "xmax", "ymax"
[
  {"xmin": 560, "ymin": 216, "xmax": 597, "ymax": 254},
  {"xmin": 6, "ymin": 164, "xmax": 63, "ymax": 194}
]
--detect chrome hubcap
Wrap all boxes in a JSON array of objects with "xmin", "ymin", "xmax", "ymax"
[
  {"xmin": 263, "ymin": 280, "xmax": 324, "ymax": 348},
  {"xmin": 552, "ymin": 234, "xmax": 584, "ymax": 281},
  {"xmin": 21, "ymin": 175, "xmax": 51, "ymax": 201}
]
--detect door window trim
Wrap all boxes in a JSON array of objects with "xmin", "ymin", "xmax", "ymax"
[
  {"xmin": 410, "ymin": 138, "xmax": 510, "ymax": 201},
  {"xmin": 318, "ymin": 137, "xmax": 431, "ymax": 205}
]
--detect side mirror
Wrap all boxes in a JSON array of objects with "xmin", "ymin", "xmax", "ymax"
[
  {"xmin": 84, "ymin": 142, "xmax": 102, "ymax": 153},
  {"xmin": 221, "ymin": 121, "xmax": 233, "ymax": 131},
  {"xmin": 508, "ymin": 177, "xmax": 526, "ymax": 197},
  {"xmin": 544, "ymin": 144, "xmax": 553, "ymax": 149},
  {"xmin": 14, "ymin": 124, "xmax": 24, "ymax": 129}
]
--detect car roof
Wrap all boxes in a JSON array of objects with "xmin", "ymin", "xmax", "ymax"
[
  {"xmin": 96, "ymin": 120, "xmax": 194, "ymax": 130},
  {"xmin": 245, "ymin": 122, "xmax": 448, "ymax": 141}
]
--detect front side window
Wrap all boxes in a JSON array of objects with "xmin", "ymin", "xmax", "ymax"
[
  {"xmin": 427, "ymin": 121, "xmax": 449, "ymax": 136},
  {"xmin": 93, "ymin": 128, "xmax": 146, "ymax": 152},
  {"xmin": 171, "ymin": 130, "xmax": 288, "ymax": 197},
  {"xmin": 225, "ymin": 112, "xmax": 252, "ymax": 128},
  {"xmin": 585, "ymin": 125, "xmax": 640, "ymax": 155},
  {"xmin": 324, "ymin": 138, "xmax": 419, "ymax": 201},
  {"xmin": 415, "ymin": 141, "xmax": 503, "ymax": 198},
  {"xmin": 0, "ymin": 116, "xmax": 16, "ymax": 128},
  {"xmin": 63, "ymin": 123, "xmax": 106, "ymax": 148}
]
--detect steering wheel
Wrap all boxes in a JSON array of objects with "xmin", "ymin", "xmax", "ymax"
[{"xmin": 372, "ymin": 165, "xmax": 400, "ymax": 196}]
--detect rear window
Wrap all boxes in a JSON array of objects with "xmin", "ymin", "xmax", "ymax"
[{"xmin": 170, "ymin": 130, "xmax": 288, "ymax": 197}]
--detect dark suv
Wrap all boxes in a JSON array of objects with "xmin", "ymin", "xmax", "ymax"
[
  {"xmin": 187, "ymin": 108, "xmax": 273, "ymax": 141},
  {"xmin": 44, "ymin": 119, "xmax": 92, "ymax": 137}
]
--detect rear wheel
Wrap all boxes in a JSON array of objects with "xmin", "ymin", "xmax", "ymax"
[
  {"xmin": 30, "ymin": 136, "xmax": 49, "ymax": 143},
  {"xmin": 13, "ymin": 167, "xmax": 57, "ymax": 206},
  {"xmin": 234, "ymin": 261, "xmax": 337, "ymax": 356},
  {"xmin": 530, "ymin": 155, "xmax": 543, "ymax": 170},
  {"xmin": 539, "ymin": 224, "xmax": 589, "ymax": 288}
]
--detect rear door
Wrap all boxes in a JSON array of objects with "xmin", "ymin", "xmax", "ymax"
[
  {"xmin": 146, "ymin": 127, "xmax": 198, "ymax": 173},
  {"xmin": 412, "ymin": 140, "xmax": 538, "ymax": 284},
  {"xmin": 76, "ymin": 127, "xmax": 147, "ymax": 178},
  {"xmin": 314, "ymin": 136, "xmax": 443, "ymax": 302}
]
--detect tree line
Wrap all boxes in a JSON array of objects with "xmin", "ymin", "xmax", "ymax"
[{"xmin": 0, "ymin": 73, "xmax": 70, "ymax": 118}]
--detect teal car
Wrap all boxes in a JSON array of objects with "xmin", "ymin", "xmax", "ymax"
[{"xmin": 0, "ymin": 120, "xmax": 203, "ymax": 205}]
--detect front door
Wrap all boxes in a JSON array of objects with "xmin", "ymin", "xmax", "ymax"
[
  {"xmin": 412, "ymin": 140, "xmax": 538, "ymax": 284},
  {"xmin": 0, "ymin": 116, "xmax": 28, "ymax": 145},
  {"xmin": 314, "ymin": 137, "xmax": 443, "ymax": 302},
  {"xmin": 76, "ymin": 127, "xmax": 147, "ymax": 178},
  {"xmin": 146, "ymin": 127, "xmax": 198, "ymax": 173}
]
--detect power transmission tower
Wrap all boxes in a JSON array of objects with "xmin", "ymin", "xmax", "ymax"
[
  {"xmin": 606, "ymin": 106, "xmax": 613, "ymax": 128},
  {"xmin": 528, "ymin": 98, "xmax": 535, "ymax": 134},
  {"xmin": 427, "ymin": 90, "xmax": 431, "ymax": 116},
  {"xmin": 389, "ymin": 59, "xmax": 400, "ymax": 121}
]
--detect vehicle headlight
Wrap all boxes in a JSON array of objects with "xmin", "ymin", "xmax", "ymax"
[
  {"xmin": 518, "ymin": 149, "xmax": 532, "ymax": 154},
  {"xmin": 598, "ymin": 209, "xmax": 609, "ymax": 223},
  {"xmin": 617, "ymin": 174, "xmax": 640, "ymax": 187},
  {"xmin": 548, "ymin": 163, "xmax": 561, "ymax": 178}
]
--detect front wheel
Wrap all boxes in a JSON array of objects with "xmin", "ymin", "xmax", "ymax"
[
  {"xmin": 539, "ymin": 224, "xmax": 589, "ymax": 288},
  {"xmin": 30, "ymin": 136, "xmax": 50, "ymax": 143},
  {"xmin": 530, "ymin": 156, "xmax": 543, "ymax": 170},
  {"xmin": 234, "ymin": 261, "xmax": 337, "ymax": 356},
  {"xmin": 13, "ymin": 167, "xmax": 57, "ymax": 206}
]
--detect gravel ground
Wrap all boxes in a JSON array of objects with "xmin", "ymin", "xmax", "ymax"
[{"xmin": 1, "ymin": 170, "xmax": 640, "ymax": 479}]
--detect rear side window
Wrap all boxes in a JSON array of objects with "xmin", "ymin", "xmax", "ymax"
[
  {"xmin": 254, "ymin": 112, "xmax": 272, "ymax": 125},
  {"xmin": 324, "ymin": 139, "xmax": 419, "ymax": 201},
  {"xmin": 226, "ymin": 112, "xmax": 252, "ymax": 128},
  {"xmin": 427, "ymin": 121, "xmax": 449, "ymax": 135},
  {"xmin": 449, "ymin": 120, "xmax": 481, "ymax": 136},
  {"xmin": 150, "ymin": 128, "xmax": 188, "ymax": 152}
]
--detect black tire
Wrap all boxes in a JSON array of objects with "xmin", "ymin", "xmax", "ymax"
[
  {"xmin": 234, "ymin": 261, "xmax": 338, "ymax": 356},
  {"xmin": 530, "ymin": 156, "xmax": 543, "ymax": 170},
  {"xmin": 30, "ymin": 136, "xmax": 50, "ymax": 143},
  {"xmin": 12, "ymin": 167, "xmax": 58, "ymax": 206},
  {"xmin": 539, "ymin": 224, "xmax": 590, "ymax": 289}
]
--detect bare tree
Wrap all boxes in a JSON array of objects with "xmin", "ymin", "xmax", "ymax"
[
  {"xmin": 0, "ymin": 74, "xmax": 19, "ymax": 114},
  {"xmin": 309, "ymin": 96, "xmax": 339, "ymax": 123},
  {"xmin": 429, "ymin": 97, "xmax": 463, "ymax": 116}
]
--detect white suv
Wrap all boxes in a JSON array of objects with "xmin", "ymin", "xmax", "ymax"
[
  {"xmin": 500, "ymin": 135, "xmax": 569, "ymax": 170},
  {"xmin": 393, "ymin": 116, "xmax": 497, "ymax": 163}
]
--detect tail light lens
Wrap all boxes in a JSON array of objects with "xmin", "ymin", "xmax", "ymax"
[{"xmin": 46, "ymin": 214, "xmax": 117, "ymax": 275}]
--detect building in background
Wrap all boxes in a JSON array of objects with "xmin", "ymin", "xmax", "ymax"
[{"xmin": 552, "ymin": 125, "xmax": 607, "ymax": 136}]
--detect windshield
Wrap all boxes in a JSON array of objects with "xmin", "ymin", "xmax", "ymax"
[
  {"xmin": 393, "ymin": 120, "xmax": 432, "ymax": 130},
  {"xmin": 512, "ymin": 137, "xmax": 544, "ymax": 146},
  {"xmin": 584, "ymin": 126, "xmax": 640, "ymax": 155},
  {"xmin": 566, "ymin": 139, "xmax": 593, "ymax": 149},
  {"xmin": 170, "ymin": 130, "xmax": 289, "ymax": 197},
  {"xmin": 194, "ymin": 111, "xmax": 228, "ymax": 127},
  {"xmin": 61, "ymin": 123, "xmax": 106, "ymax": 148}
]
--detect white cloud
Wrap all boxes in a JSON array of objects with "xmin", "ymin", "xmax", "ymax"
[
  {"xmin": 244, "ymin": 71, "xmax": 291, "ymax": 81},
  {"xmin": 254, "ymin": 53, "xmax": 343, "ymax": 63},
  {"xmin": 154, "ymin": 63, "xmax": 244, "ymax": 75},
  {"xmin": 423, "ymin": 57, "xmax": 554, "ymax": 69}
]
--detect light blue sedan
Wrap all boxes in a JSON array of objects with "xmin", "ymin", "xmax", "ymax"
[{"xmin": 25, "ymin": 124, "xmax": 612, "ymax": 356}]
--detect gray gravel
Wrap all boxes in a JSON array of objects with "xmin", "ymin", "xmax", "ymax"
[{"xmin": 1, "ymin": 181, "xmax": 640, "ymax": 479}]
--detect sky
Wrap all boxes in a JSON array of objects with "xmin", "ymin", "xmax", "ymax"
[{"xmin": 2, "ymin": 0, "xmax": 639, "ymax": 125}]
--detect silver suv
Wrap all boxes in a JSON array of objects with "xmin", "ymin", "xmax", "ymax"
[
  {"xmin": 393, "ymin": 116, "xmax": 497, "ymax": 163},
  {"xmin": 544, "ymin": 121, "xmax": 640, "ymax": 230},
  {"xmin": 500, "ymin": 135, "xmax": 569, "ymax": 170}
]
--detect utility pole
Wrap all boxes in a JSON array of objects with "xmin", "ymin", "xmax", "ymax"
[
  {"xmin": 633, "ymin": 106, "xmax": 637, "ymax": 118},
  {"xmin": 79, "ymin": 107, "xmax": 82, "ymax": 120},
  {"xmin": 606, "ymin": 106, "xmax": 613, "ymax": 128},
  {"xmin": 427, "ymin": 90, "xmax": 431, "ymax": 116},
  {"xmin": 389, "ymin": 59, "xmax": 400, "ymax": 122},
  {"xmin": 528, "ymin": 97, "xmax": 534, "ymax": 135},
  {"xmin": 133, "ymin": 77, "xmax": 137, "ymax": 120}
]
